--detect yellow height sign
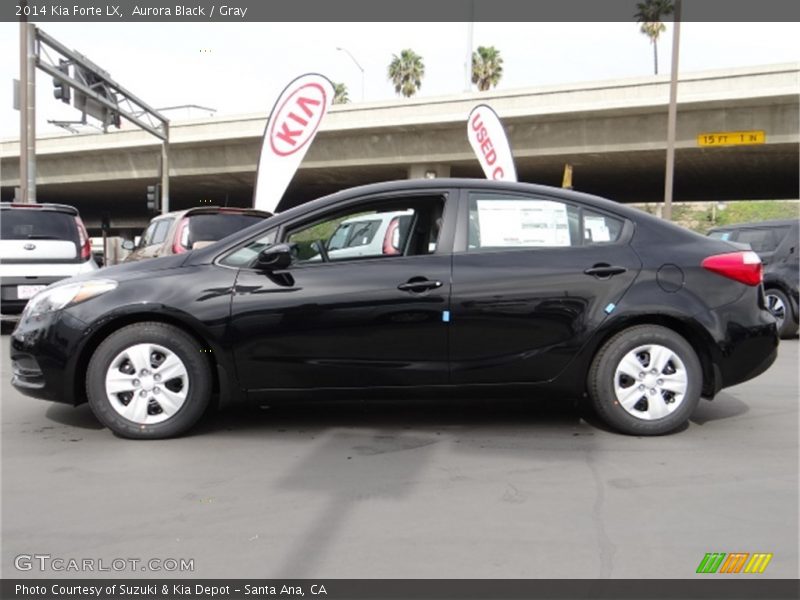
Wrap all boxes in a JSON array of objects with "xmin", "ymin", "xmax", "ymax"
[{"xmin": 698, "ymin": 130, "xmax": 766, "ymax": 147}]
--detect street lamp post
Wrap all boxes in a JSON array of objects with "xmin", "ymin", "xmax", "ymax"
[{"xmin": 336, "ymin": 46, "xmax": 365, "ymax": 102}]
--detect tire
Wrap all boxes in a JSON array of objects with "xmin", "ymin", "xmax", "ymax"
[
  {"xmin": 587, "ymin": 325, "xmax": 702, "ymax": 436},
  {"xmin": 86, "ymin": 322, "xmax": 212, "ymax": 439},
  {"xmin": 765, "ymin": 288, "xmax": 798, "ymax": 339}
]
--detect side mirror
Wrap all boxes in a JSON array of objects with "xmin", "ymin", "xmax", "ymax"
[
  {"xmin": 121, "ymin": 240, "xmax": 135, "ymax": 251},
  {"xmin": 256, "ymin": 243, "xmax": 293, "ymax": 271}
]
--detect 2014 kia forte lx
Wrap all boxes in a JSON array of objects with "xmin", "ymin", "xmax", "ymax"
[{"xmin": 10, "ymin": 180, "xmax": 778, "ymax": 439}]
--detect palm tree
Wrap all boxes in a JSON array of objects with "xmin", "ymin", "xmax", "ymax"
[
  {"xmin": 471, "ymin": 46, "xmax": 504, "ymax": 91},
  {"xmin": 634, "ymin": 0, "xmax": 675, "ymax": 75},
  {"xmin": 333, "ymin": 82, "xmax": 349, "ymax": 105},
  {"xmin": 387, "ymin": 49, "xmax": 425, "ymax": 98}
]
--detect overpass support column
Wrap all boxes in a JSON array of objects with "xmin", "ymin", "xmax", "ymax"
[{"xmin": 408, "ymin": 164, "xmax": 451, "ymax": 179}]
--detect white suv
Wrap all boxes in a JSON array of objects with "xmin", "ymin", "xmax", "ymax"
[{"xmin": 1, "ymin": 203, "xmax": 98, "ymax": 319}]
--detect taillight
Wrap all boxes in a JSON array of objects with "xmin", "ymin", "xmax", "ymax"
[
  {"xmin": 173, "ymin": 217, "xmax": 189, "ymax": 254},
  {"xmin": 74, "ymin": 217, "xmax": 91, "ymax": 261},
  {"xmin": 383, "ymin": 218, "xmax": 401, "ymax": 255},
  {"xmin": 701, "ymin": 251, "xmax": 762, "ymax": 286}
]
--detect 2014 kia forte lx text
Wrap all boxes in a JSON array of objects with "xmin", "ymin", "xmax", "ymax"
[{"xmin": 10, "ymin": 180, "xmax": 778, "ymax": 439}]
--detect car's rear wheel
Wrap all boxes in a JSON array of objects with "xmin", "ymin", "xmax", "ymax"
[
  {"xmin": 765, "ymin": 288, "xmax": 798, "ymax": 339},
  {"xmin": 587, "ymin": 325, "xmax": 702, "ymax": 436},
  {"xmin": 86, "ymin": 322, "xmax": 211, "ymax": 439}
]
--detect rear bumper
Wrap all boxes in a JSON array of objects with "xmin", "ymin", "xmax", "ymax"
[{"xmin": 696, "ymin": 288, "xmax": 780, "ymax": 393}]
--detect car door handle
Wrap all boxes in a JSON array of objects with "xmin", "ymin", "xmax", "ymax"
[
  {"xmin": 584, "ymin": 264, "xmax": 627, "ymax": 278},
  {"xmin": 397, "ymin": 279, "xmax": 443, "ymax": 293}
]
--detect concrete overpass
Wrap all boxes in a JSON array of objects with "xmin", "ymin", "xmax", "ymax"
[{"xmin": 1, "ymin": 63, "xmax": 798, "ymax": 232}]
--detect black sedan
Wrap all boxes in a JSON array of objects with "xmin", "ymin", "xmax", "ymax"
[{"xmin": 10, "ymin": 180, "xmax": 778, "ymax": 438}]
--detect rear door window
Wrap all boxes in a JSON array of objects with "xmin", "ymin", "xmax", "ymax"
[{"xmin": 466, "ymin": 194, "xmax": 624, "ymax": 251}]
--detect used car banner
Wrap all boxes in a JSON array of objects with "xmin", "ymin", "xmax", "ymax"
[
  {"xmin": 253, "ymin": 73, "xmax": 335, "ymax": 213},
  {"xmin": 467, "ymin": 104, "xmax": 517, "ymax": 182}
]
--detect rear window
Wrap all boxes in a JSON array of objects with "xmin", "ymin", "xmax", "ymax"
[
  {"xmin": 707, "ymin": 231, "xmax": 730, "ymax": 240},
  {"xmin": 736, "ymin": 228, "xmax": 783, "ymax": 253},
  {"xmin": 183, "ymin": 214, "xmax": 264, "ymax": 248},
  {"xmin": 1, "ymin": 209, "xmax": 79, "ymax": 243}
]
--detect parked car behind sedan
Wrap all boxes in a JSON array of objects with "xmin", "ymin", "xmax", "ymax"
[
  {"xmin": 10, "ymin": 180, "xmax": 778, "ymax": 439},
  {"xmin": 708, "ymin": 219, "xmax": 799, "ymax": 338},
  {"xmin": 123, "ymin": 206, "xmax": 271, "ymax": 262},
  {"xmin": 0, "ymin": 202, "xmax": 97, "ymax": 319}
]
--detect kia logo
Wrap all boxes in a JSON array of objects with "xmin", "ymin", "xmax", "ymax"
[
  {"xmin": 23, "ymin": 243, "xmax": 36, "ymax": 251},
  {"xmin": 268, "ymin": 83, "xmax": 327, "ymax": 157}
]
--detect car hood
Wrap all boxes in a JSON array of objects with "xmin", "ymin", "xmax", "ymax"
[{"xmin": 65, "ymin": 253, "xmax": 190, "ymax": 283}]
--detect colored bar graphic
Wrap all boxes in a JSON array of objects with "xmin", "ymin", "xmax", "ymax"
[
  {"xmin": 697, "ymin": 552, "xmax": 773, "ymax": 574},
  {"xmin": 719, "ymin": 553, "xmax": 749, "ymax": 574},
  {"xmin": 696, "ymin": 553, "xmax": 726, "ymax": 574},
  {"xmin": 744, "ymin": 553, "xmax": 773, "ymax": 574}
]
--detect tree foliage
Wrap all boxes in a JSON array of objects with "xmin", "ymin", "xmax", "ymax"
[
  {"xmin": 333, "ymin": 82, "xmax": 349, "ymax": 105},
  {"xmin": 471, "ymin": 46, "xmax": 504, "ymax": 92},
  {"xmin": 634, "ymin": 0, "xmax": 675, "ymax": 74},
  {"xmin": 388, "ymin": 49, "xmax": 425, "ymax": 98}
]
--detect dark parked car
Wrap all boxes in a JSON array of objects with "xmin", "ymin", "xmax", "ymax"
[
  {"xmin": 123, "ymin": 206, "xmax": 271, "ymax": 262},
  {"xmin": 708, "ymin": 219, "xmax": 799, "ymax": 338},
  {"xmin": 10, "ymin": 180, "xmax": 778, "ymax": 439}
]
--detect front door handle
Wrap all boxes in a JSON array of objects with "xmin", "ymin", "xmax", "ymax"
[
  {"xmin": 584, "ymin": 264, "xmax": 627, "ymax": 278},
  {"xmin": 398, "ymin": 278, "xmax": 443, "ymax": 293}
]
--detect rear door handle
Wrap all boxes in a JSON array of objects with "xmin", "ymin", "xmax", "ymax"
[
  {"xmin": 584, "ymin": 264, "xmax": 627, "ymax": 278},
  {"xmin": 398, "ymin": 279, "xmax": 443, "ymax": 293}
]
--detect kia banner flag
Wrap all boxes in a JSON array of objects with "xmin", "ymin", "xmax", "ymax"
[
  {"xmin": 467, "ymin": 104, "xmax": 517, "ymax": 182},
  {"xmin": 253, "ymin": 73, "xmax": 335, "ymax": 213}
]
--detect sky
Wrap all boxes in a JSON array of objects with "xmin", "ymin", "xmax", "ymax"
[{"xmin": 0, "ymin": 21, "xmax": 798, "ymax": 138}]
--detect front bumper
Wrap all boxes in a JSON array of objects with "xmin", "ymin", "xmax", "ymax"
[{"xmin": 10, "ymin": 309, "xmax": 88, "ymax": 405}]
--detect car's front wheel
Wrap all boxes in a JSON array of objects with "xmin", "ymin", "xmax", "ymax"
[
  {"xmin": 587, "ymin": 325, "xmax": 702, "ymax": 436},
  {"xmin": 86, "ymin": 322, "xmax": 212, "ymax": 439}
]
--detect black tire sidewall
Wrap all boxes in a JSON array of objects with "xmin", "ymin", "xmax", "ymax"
[
  {"xmin": 87, "ymin": 323, "xmax": 212, "ymax": 439},
  {"xmin": 588, "ymin": 325, "xmax": 702, "ymax": 436}
]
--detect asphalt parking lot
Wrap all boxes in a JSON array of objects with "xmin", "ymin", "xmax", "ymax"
[{"xmin": 1, "ymin": 333, "xmax": 797, "ymax": 579}]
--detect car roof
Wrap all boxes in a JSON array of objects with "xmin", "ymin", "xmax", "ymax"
[
  {"xmin": 708, "ymin": 218, "xmax": 799, "ymax": 232},
  {"xmin": 151, "ymin": 206, "xmax": 272, "ymax": 221},
  {"xmin": 276, "ymin": 178, "xmax": 650, "ymax": 222},
  {"xmin": 0, "ymin": 202, "xmax": 79, "ymax": 215},
  {"xmin": 186, "ymin": 178, "xmax": 709, "ymax": 266}
]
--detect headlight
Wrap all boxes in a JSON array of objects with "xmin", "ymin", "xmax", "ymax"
[{"xmin": 22, "ymin": 279, "xmax": 118, "ymax": 320}]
